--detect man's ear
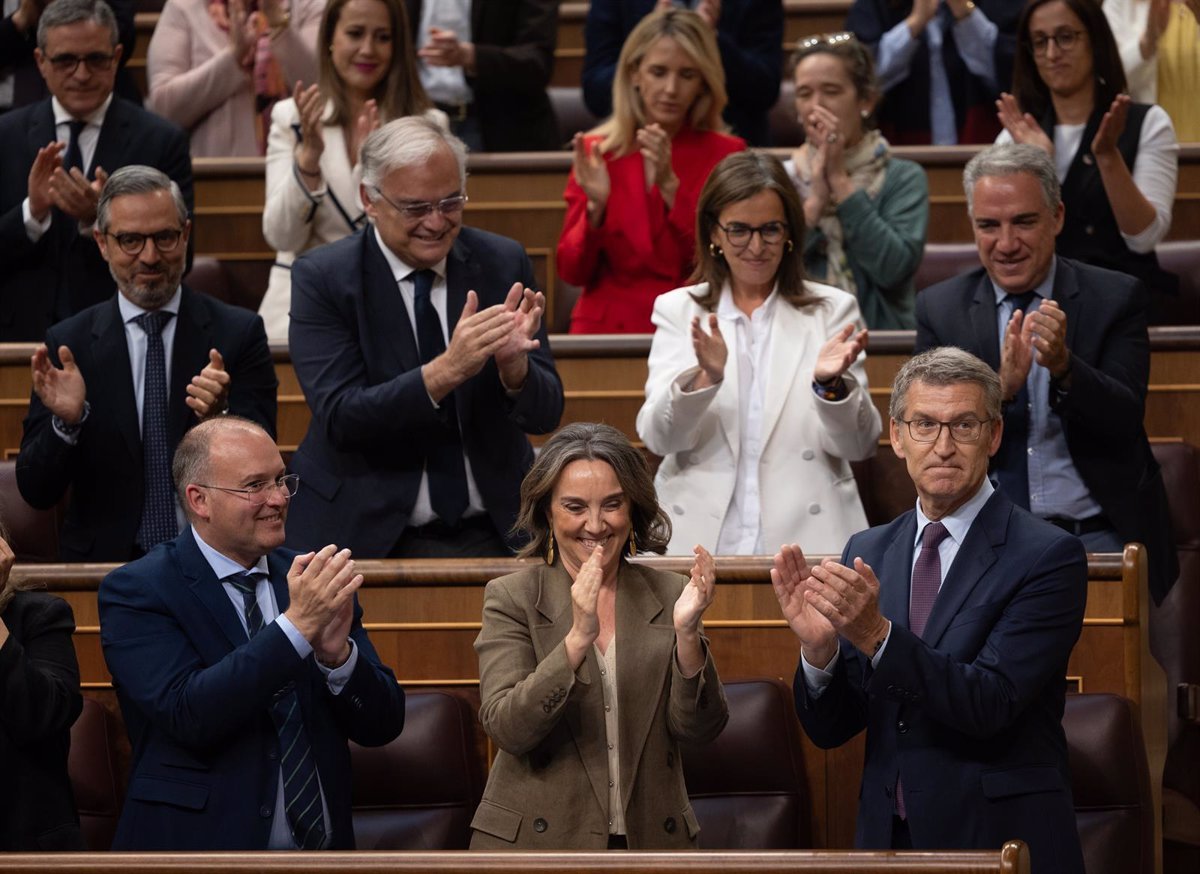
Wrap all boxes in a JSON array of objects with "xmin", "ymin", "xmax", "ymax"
[{"xmin": 889, "ymin": 417, "xmax": 906, "ymax": 460}]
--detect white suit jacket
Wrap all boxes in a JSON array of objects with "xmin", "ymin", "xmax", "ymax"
[{"xmin": 637, "ymin": 281, "xmax": 880, "ymax": 556}]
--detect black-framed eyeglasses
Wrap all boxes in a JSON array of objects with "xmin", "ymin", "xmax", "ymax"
[
  {"xmin": 898, "ymin": 418, "xmax": 993, "ymax": 444},
  {"xmin": 716, "ymin": 221, "xmax": 788, "ymax": 247},
  {"xmin": 105, "ymin": 229, "xmax": 184, "ymax": 256},
  {"xmin": 47, "ymin": 52, "xmax": 116, "ymax": 74},
  {"xmin": 194, "ymin": 474, "xmax": 300, "ymax": 504},
  {"xmin": 796, "ymin": 31, "xmax": 856, "ymax": 52},
  {"xmin": 1030, "ymin": 30, "xmax": 1083, "ymax": 56},
  {"xmin": 370, "ymin": 188, "xmax": 468, "ymax": 221}
]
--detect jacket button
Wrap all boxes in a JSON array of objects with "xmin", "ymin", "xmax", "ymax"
[
  {"xmin": 808, "ymin": 503, "xmax": 821, "ymax": 514},
  {"xmin": 886, "ymin": 684, "xmax": 897, "ymax": 694},
  {"xmin": 885, "ymin": 786, "xmax": 893, "ymax": 798},
  {"xmin": 1084, "ymin": 224, "xmax": 1095, "ymax": 235},
  {"xmin": 260, "ymin": 806, "xmax": 272, "ymax": 818},
  {"xmin": 663, "ymin": 817, "xmax": 676, "ymax": 834},
  {"xmin": 542, "ymin": 703, "xmax": 552, "ymax": 713},
  {"xmin": 667, "ymin": 751, "xmax": 675, "ymax": 767},
  {"xmin": 267, "ymin": 749, "xmax": 278, "ymax": 760},
  {"xmin": 802, "ymin": 449, "xmax": 815, "ymax": 460},
  {"xmin": 897, "ymin": 719, "xmax": 909, "ymax": 734},
  {"xmin": 673, "ymin": 504, "xmax": 685, "ymax": 516},
  {"xmin": 533, "ymin": 818, "xmax": 547, "ymax": 833}
]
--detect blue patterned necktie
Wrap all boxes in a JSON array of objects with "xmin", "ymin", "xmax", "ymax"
[
  {"xmin": 994, "ymin": 291, "xmax": 1038, "ymax": 510},
  {"xmin": 135, "ymin": 310, "xmax": 178, "ymax": 552},
  {"xmin": 227, "ymin": 571, "xmax": 328, "ymax": 850}
]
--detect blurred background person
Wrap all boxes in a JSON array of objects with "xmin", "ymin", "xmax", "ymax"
[
  {"xmin": 469, "ymin": 422, "xmax": 726, "ymax": 849},
  {"xmin": 582, "ymin": 0, "xmax": 783, "ymax": 146},
  {"xmin": 146, "ymin": 0, "xmax": 323, "ymax": 157},
  {"xmin": 998, "ymin": 0, "xmax": 1179, "ymax": 298},
  {"xmin": 846, "ymin": 0, "xmax": 1020, "ymax": 144},
  {"xmin": 258, "ymin": 0, "xmax": 444, "ymax": 345},
  {"xmin": 637, "ymin": 151, "xmax": 880, "ymax": 557},
  {"xmin": 785, "ymin": 32, "xmax": 927, "ymax": 330},
  {"xmin": 558, "ymin": 8, "xmax": 744, "ymax": 334},
  {"xmin": 0, "ymin": 523, "xmax": 85, "ymax": 851},
  {"xmin": 1104, "ymin": 0, "xmax": 1200, "ymax": 142}
]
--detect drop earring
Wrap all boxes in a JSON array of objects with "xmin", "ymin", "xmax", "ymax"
[
  {"xmin": 709, "ymin": 243, "xmax": 723, "ymax": 258},
  {"xmin": 545, "ymin": 535, "xmax": 556, "ymax": 566},
  {"xmin": 627, "ymin": 532, "xmax": 638, "ymax": 558}
]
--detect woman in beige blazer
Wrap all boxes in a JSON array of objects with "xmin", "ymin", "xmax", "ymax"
[{"xmin": 470, "ymin": 423, "xmax": 727, "ymax": 849}]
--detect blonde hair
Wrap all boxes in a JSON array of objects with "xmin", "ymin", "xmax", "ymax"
[{"xmin": 592, "ymin": 8, "xmax": 728, "ymax": 156}]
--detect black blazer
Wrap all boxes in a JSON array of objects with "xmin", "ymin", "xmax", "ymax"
[
  {"xmin": 16, "ymin": 288, "xmax": 278, "ymax": 562},
  {"xmin": 0, "ymin": 591, "xmax": 85, "ymax": 851},
  {"xmin": 0, "ymin": 96, "xmax": 192, "ymax": 340},
  {"xmin": 915, "ymin": 256, "xmax": 1178, "ymax": 604},
  {"xmin": 286, "ymin": 225, "xmax": 564, "ymax": 557}
]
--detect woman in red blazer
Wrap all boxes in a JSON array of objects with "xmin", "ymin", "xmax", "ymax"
[{"xmin": 558, "ymin": 8, "xmax": 745, "ymax": 334}]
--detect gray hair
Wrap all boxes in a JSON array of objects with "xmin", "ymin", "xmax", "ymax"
[
  {"xmin": 963, "ymin": 142, "xmax": 1061, "ymax": 215},
  {"xmin": 96, "ymin": 165, "xmax": 188, "ymax": 233},
  {"xmin": 173, "ymin": 417, "xmax": 271, "ymax": 523},
  {"xmin": 360, "ymin": 116, "xmax": 468, "ymax": 198},
  {"xmin": 38, "ymin": 0, "xmax": 119, "ymax": 50},
  {"xmin": 890, "ymin": 347, "xmax": 1002, "ymax": 422}
]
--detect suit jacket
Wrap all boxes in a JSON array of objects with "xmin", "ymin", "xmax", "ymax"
[
  {"xmin": 16, "ymin": 288, "xmax": 278, "ymax": 562},
  {"xmin": 637, "ymin": 281, "xmax": 879, "ymax": 555},
  {"xmin": 286, "ymin": 226, "xmax": 564, "ymax": 557},
  {"xmin": 0, "ymin": 96, "xmax": 193, "ymax": 340},
  {"xmin": 0, "ymin": 591, "xmax": 85, "ymax": 851},
  {"xmin": 404, "ymin": 0, "xmax": 560, "ymax": 151},
  {"xmin": 914, "ymin": 257, "xmax": 1178, "ymax": 604},
  {"xmin": 469, "ymin": 561, "xmax": 727, "ymax": 849},
  {"xmin": 796, "ymin": 492, "xmax": 1087, "ymax": 873},
  {"xmin": 97, "ymin": 529, "xmax": 406, "ymax": 850}
]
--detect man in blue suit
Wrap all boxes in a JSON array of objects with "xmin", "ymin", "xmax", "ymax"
[
  {"xmin": 772, "ymin": 347, "xmax": 1087, "ymax": 873},
  {"xmin": 99, "ymin": 416, "xmax": 405, "ymax": 850},
  {"xmin": 287, "ymin": 116, "xmax": 563, "ymax": 559}
]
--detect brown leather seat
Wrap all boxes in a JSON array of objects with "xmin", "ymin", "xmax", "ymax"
[
  {"xmin": 68, "ymin": 697, "xmax": 126, "ymax": 851},
  {"xmin": 0, "ymin": 458, "xmax": 61, "ymax": 561},
  {"xmin": 548, "ymin": 86, "xmax": 598, "ymax": 147},
  {"xmin": 350, "ymin": 690, "xmax": 484, "ymax": 849},
  {"xmin": 681, "ymin": 678, "xmax": 810, "ymax": 848},
  {"xmin": 913, "ymin": 242, "xmax": 981, "ymax": 292},
  {"xmin": 1149, "ymin": 241, "xmax": 1200, "ymax": 326},
  {"xmin": 1064, "ymin": 692, "xmax": 1155, "ymax": 874}
]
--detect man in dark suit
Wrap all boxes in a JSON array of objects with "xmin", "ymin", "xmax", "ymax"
[
  {"xmin": 405, "ymin": 0, "xmax": 559, "ymax": 152},
  {"xmin": 99, "ymin": 416, "xmax": 405, "ymax": 849},
  {"xmin": 0, "ymin": 0, "xmax": 191, "ymax": 340},
  {"xmin": 16, "ymin": 165, "xmax": 276, "ymax": 562},
  {"xmin": 772, "ymin": 346, "xmax": 1087, "ymax": 873},
  {"xmin": 915, "ymin": 142, "xmax": 1177, "ymax": 605},
  {"xmin": 287, "ymin": 116, "xmax": 563, "ymax": 558}
]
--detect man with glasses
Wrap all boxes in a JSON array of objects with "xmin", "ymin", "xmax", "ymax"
[
  {"xmin": 772, "ymin": 346, "xmax": 1087, "ymax": 873},
  {"xmin": 99, "ymin": 415, "xmax": 404, "ymax": 849},
  {"xmin": 16, "ymin": 165, "xmax": 276, "ymax": 562},
  {"xmin": 287, "ymin": 116, "xmax": 563, "ymax": 558},
  {"xmin": 915, "ymin": 142, "xmax": 1177, "ymax": 605},
  {"xmin": 0, "ymin": 0, "xmax": 192, "ymax": 340}
]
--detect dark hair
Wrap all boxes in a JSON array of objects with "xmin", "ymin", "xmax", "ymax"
[
  {"xmin": 0, "ymin": 519, "xmax": 35, "ymax": 614},
  {"xmin": 1012, "ymin": 0, "xmax": 1126, "ymax": 121},
  {"xmin": 318, "ymin": 0, "xmax": 433, "ymax": 128},
  {"xmin": 37, "ymin": 0, "xmax": 118, "ymax": 50},
  {"xmin": 788, "ymin": 32, "xmax": 879, "ymax": 131},
  {"xmin": 512, "ymin": 423, "xmax": 672, "ymax": 561},
  {"xmin": 690, "ymin": 150, "xmax": 820, "ymax": 311}
]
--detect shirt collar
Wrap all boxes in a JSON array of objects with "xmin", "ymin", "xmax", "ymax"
[
  {"xmin": 372, "ymin": 225, "xmax": 447, "ymax": 284},
  {"xmin": 190, "ymin": 526, "xmax": 270, "ymax": 579},
  {"xmin": 51, "ymin": 93, "xmax": 113, "ymax": 129},
  {"xmin": 715, "ymin": 282, "xmax": 780, "ymax": 322},
  {"xmin": 913, "ymin": 476, "xmax": 994, "ymax": 549},
  {"xmin": 991, "ymin": 256, "xmax": 1057, "ymax": 306},
  {"xmin": 118, "ymin": 286, "xmax": 182, "ymax": 324}
]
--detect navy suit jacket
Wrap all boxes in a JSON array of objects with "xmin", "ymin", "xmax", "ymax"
[
  {"xmin": 98, "ymin": 530, "xmax": 406, "ymax": 850},
  {"xmin": 286, "ymin": 226, "xmax": 564, "ymax": 557},
  {"xmin": 0, "ymin": 96, "xmax": 192, "ymax": 340},
  {"xmin": 16, "ymin": 288, "xmax": 277, "ymax": 562},
  {"xmin": 915, "ymin": 257, "xmax": 1177, "ymax": 604},
  {"xmin": 795, "ymin": 492, "xmax": 1087, "ymax": 873}
]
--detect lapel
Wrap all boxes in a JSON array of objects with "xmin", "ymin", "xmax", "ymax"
[
  {"xmin": 443, "ymin": 234, "xmax": 472, "ymax": 339},
  {"xmin": 1049, "ymin": 257, "xmax": 1082, "ymax": 354},
  {"xmin": 90, "ymin": 297, "xmax": 141, "ymax": 462},
  {"xmin": 168, "ymin": 290, "xmax": 207, "ymax": 446},
  {"xmin": 178, "ymin": 529, "xmax": 252, "ymax": 651},
  {"xmin": 922, "ymin": 492, "xmax": 1008, "ymax": 647},
  {"xmin": 967, "ymin": 271, "xmax": 1001, "ymax": 369},
  {"xmin": 361, "ymin": 228, "xmax": 422, "ymax": 376},
  {"xmin": 759, "ymin": 299, "xmax": 804, "ymax": 449},
  {"xmin": 877, "ymin": 513, "xmax": 918, "ymax": 635},
  {"xmin": 711, "ymin": 304, "xmax": 741, "ymax": 458},
  {"xmin": 91, "ymin": 97, "xmax": 129, "ymax": 180},
  {"xmin": 27, "ymin": 99, "xmax": 56, "ymax": 156},
  {"xmin": 266, "ymin": 550, "xmax": 292, "ymax": 614}
]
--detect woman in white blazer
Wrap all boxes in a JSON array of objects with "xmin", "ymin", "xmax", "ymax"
[
  {"xmin": 259, "ymin": 0, "xmax": 445, "ymax": 344},
  {"xmin": 637, "ymin": 151, "xmax": 881, "ymax": 556}
]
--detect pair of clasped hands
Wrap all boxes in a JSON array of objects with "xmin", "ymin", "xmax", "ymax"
[{"xmin": 284, "ymin": 544, "xmax": 363, "ymax": 669}]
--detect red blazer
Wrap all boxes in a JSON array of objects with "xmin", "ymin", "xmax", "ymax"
[{"xmin": 557, "ymin": 127, "xmax": 744, "ymax": 333}]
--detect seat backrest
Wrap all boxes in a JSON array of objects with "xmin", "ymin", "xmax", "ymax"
[
  {"xmin": 914, "ymin": 243, "xmax": 981, "ymax": 292},
  {"xmin": 1149, "ymin": 241, "xmax": 1200, "ymax": 326},
  {"xmin": 548, "ymin": 86, "xmax": 598, "ymax": 146},
  {"xmin": 681, "ymin": 678, "xmax": 809, "ymax": 848},
  {"xmin": 767, "ymin": 78, "xmax": 802, "ymax": 147},
  {"xmin": 1064, "ymin": 692, "xmax": 1154, "ymax": 874},
  {"xmin": 851, "ymin": 451, "xmax": 918, "ymax": 529},
  {"xmin": 0, "ymin": 458, "xmax": 61, "ymax": 562},
  {"xmin": 68, "ymin": 697, "xmax": 125, "ymax": 851},
  {"xmin": 350, "ymin": 690, "xmax": 485, "ymax": 849}
]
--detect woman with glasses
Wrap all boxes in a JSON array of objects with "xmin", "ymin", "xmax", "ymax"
[
  {"xmin": 257, "ymin": 0, "xmax": 447, "ymax": 345},
  {"xmin": 636, "ymin": 151, "xmax": 881, "ymax": 557},
  {"xmin": 784, "ymin": 33, "xmax": 928, "ymax": 330},
  {"xmin": 557, "ymin": 8, "xmax": 745, "ymax": 334},
  {"xmin": 997, "ymin": 0, "xmax": 1179, "ymax": 299}
]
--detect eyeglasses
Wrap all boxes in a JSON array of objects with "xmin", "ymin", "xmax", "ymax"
[
  {"xmin": 796, "ymin": 31, "xmax": 856, "ymax": 52},
  {"xmin": 370, "ymin": 189, "xmax": 468, "ymax": 221},
  {"xmin": 195, "ymin": 474, "xmax": 300, "ymax": 504},
  {"xmin": 898, "ymin": 418, "xmax": 993, "ymax": 444},
  {"xmin": 1030, "ymin": 30, "xmax": 1083, "ymax": 56},
  {"xmin": 105, "ymin": 229, "xmax": 184, "ymax": 256},
  {"xmin": 46, "ymin": 52, "xmax": 117, "ymax": 74},
  {"xmin": 716, "ymin": 221, "xmax": 788, "ymax": 247}
]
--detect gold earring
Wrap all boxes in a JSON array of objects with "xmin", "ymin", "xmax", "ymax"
[
  {"xmin": 709, "ymin": 243, "xmax": 723, "ymax": 258},
  {"xmin": 785, "ymin": 239, "xmax": 794, "ymax": 252},
  {"xmin": 545, "ymin": 535, "xmax": 556, "ymax": 566},
  {"xmin": 627, "ymin": 532, "xmax": 638, "ymax": 558}
]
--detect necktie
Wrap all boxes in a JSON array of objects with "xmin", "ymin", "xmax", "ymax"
[
  {"xmin": 227, "ymin": 571, "xmax": 328, "ymax": 850},
  {"xmin": 135, "ymin": 311, "xmax": 178, "ymax": 552},
  {"xmin": 994, "ymin": 292, "xmax": 1038, "ymax": 509},
  {"xmin": 410, "ymin": 269, "xmax": 469, "ymax": 525},
  {"xmin": 65, "ymin": 119, "xmax": 87, "ymax": 174},
  {"xmin": 897, "ymin": 520, "xmax": 951, "ymax": 819}
]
